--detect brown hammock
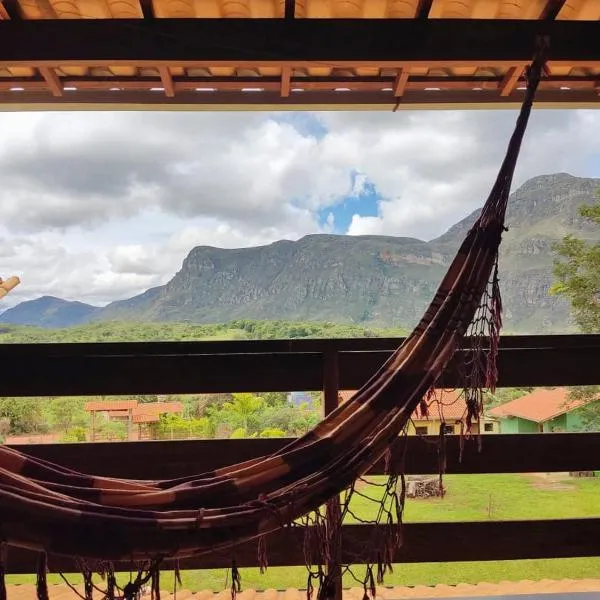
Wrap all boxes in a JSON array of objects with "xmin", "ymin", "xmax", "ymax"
[{"xmin": 0, "ymin": 40, "xmax": 547, "ymax": 600}]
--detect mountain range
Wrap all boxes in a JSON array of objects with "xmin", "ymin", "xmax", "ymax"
[{"xmin": 2, "ymin": 173, "xmax": 598, "ymax": 334}]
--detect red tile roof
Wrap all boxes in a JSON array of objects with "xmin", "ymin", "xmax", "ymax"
[
  {"xmin": 135, "ymin": 402, "xmax": 184, "ymax": 415},
  {"xmin": 488, "ymin": 387, "xmax": 587, "ymax": 423},
  {"xmin": 85, "ymin": 400, "xmax": 137, "ymax": 412},
  {"xmin": 132, "ymin": 413, "xmax": 161, "ymax": 424},
  {"xmin": 337, "ymin": 389, "xmax": 468, "ymax": 422}
]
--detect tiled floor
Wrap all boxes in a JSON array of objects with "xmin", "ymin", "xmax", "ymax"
[{"xmin": 6, "ymin": 580, "xmax": 600, "ymax": 600}]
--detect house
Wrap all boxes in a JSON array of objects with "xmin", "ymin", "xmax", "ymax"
[
  {"xmin": 85, "ymin": 400, "xmax": 184, "ymax": 440},
  {"xmin": 337, "ymin": 389, "xmax": 499, "ymax": 436},
  {"xmin": 488, "ymin": 387, "xmax": 592, "ymax": 433}
]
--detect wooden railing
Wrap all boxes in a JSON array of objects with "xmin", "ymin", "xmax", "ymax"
[{"xmin": 2, "ymin": 334, "xmax": 600, "ymax": 575}]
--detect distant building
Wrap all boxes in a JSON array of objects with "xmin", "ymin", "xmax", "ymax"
[
  {"xmin": 337, "ymin": 389, "xmax": 498, "ymax": 435},
  {"xmin": 488, "ymin": 387, "xmax": 593, "ymax": 433}
]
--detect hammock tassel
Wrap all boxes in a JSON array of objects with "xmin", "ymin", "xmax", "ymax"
[
  {"xmin": 36, "ymin": 553, "xmax": 49, "ymax": 600},
  {"xmin": 230, "ymin": 560, "xmax": 242, "ymax": 600},
  {"xmin": 258, "ymin": 535, "xmax": 269, "ymax": 574},
  {"xmin": 0, "ymin": 544, "xmax": 7, "ymax": 600}
]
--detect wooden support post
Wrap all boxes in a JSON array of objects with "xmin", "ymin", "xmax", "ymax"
[
  {"xmin": 127, "ymin": 408, "xmax": 133, "ymax": 440},
  {"xmin": 90, "ymin": 410, "xmax": 96, "ymax": 442},
  {"xmin": 323, "ymin": 351, "xmax": 342, "ymax": 600}
]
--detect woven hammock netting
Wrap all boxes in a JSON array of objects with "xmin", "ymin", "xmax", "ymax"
[{"xmin": 0, "ymin": 40, "xmax": 548, "ymax": 600}]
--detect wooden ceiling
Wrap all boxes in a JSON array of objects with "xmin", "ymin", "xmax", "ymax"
[{"xmin": 0, "ymin": 0, "xmax": 599, "ymax": 110}]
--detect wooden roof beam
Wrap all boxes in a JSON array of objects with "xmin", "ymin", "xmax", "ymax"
[
  {"xmin": 0, "ymin": 0, "xmax": 19, "ymax": 18},
  {"xmin": 1, "ymin": 19, "xmax": 599, "ymax": 66},
  {"xmin": 38, "ymin": 66, "xmax": 62, "ymax": 96},
  {"xmin": 284, "ymin": 0, "xmax": 295, "ymax": 19},
  {"xmin": 157, "ymin": 65, "xmax": 174, "ymax": 97},
  {"xmin": 540, "ymin": 0, "xmax": 567, "ymax": 20},
  {"xmin": 415, "ymin": 0, "xmax": 433, "ymax": 18}
]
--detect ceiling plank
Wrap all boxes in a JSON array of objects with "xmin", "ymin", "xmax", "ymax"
[
  {"xmin": 38, "ymin": 66, "xmax": 63, "ymax": 96},
  {"xmin": 157, "ymin": 65, "xmax": 174, "ymax": 97},
  {"xmin": 499, "ymin": 66, "xmax": 524, "ymax": 97},
  {"xmin": 280, "ymin": 65, "xmax": 291, "ymax": 97},
  {"xmin": 0, "ymin": 19, "xmax": 598, "ymax": 67},
  {"xmin": 393, "ymin": 68, "xmax": 409, "ymax": 96}
]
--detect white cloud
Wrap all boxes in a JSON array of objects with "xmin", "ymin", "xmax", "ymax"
[{"xmin": 1, "ymin": 108, "xmax": 599, "ymax": 307}]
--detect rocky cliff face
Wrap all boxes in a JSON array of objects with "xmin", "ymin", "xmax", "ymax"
[
  {"xmin": 95, "ymin": 173, "xmax": 599, "ymax": 333},
  {"xmin": 5, "ymin": 173, "xmax": 598, "ymax": 333}
]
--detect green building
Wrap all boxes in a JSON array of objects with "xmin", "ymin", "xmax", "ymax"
[{"xmin": 488, "ymin": 387, "xmax": 589, "ymax": 434}]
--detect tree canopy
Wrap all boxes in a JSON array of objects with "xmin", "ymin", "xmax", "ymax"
[{"xmin": 551, "ymin": 196, "xmax": 600, "ymax": 334}]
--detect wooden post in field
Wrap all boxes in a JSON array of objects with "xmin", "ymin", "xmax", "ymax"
[{"xmin": 323, "ymin": 350, "xmax": 342, "ymax": 600}]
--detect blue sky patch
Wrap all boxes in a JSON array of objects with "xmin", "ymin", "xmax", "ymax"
[
  {"xmin": 318, "ymin": 171, "xmax": 381, "ymax": 233},
  {"xmin": 271, "ymin": 113, "xmax": 328, "ymax": 140}
]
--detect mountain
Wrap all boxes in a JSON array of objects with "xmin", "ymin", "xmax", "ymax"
[
  {"xmin": 4, "ymin": 173, "xmax": 599, "ymax": 333},
  {"xmin": 0, "ymin": 296, "xmax": 99, "ymax": 328}
]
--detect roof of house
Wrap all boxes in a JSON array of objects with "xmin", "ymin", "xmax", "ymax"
[
  {"xmin": 488, "ymin": 387, "xmax": 587, "ymax": 423},
  {"xmin": 85, "ymin": 400, "xmax": 184, "ymax": 416},
  {"xmin": 0, "ymin": 0, "xmax": 598, "ymax": 110},
  {"xmin": 6, "ymin": 579, "xmax": 600, "ymax": 600},
  {"xmin": 338, "ymin": 389, "xmax": 469, "ymax": 422},
  {"xmin": 85, "ymin": 400, "xmax": 138, "ymax": 412}
]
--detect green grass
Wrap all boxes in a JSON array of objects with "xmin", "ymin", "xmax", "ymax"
[{"xmin": 7, "ymin": 474, "xmax": 600, "ymax": 591}]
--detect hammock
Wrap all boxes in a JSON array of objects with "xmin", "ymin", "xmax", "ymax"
[{"xmin": 0, "ymin": 41, "xmax": 547, "ymax": 600}]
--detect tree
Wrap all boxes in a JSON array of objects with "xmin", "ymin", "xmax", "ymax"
[
  {"xmin": 551, "ymin": 195, "xmax": 600, "ymax": 428},
  {"xmin": 220, "ymin": 393, "xmax": 265, "ymax": 433},
  {"xmin": 48, "ymin": 398, "xmax": 87, "ymax": 432},
  {"xmin": 0, "ymin": 398, "xmax": 46, "ymax": 435},
  {"xmin": 551, "ymin": 197, "xmax": 600, "ymax": 333}
]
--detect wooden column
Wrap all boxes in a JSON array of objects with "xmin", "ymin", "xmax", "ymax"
[{"xmin": 323, "ymin": 351, "xmax": 342, "ymax": 600}]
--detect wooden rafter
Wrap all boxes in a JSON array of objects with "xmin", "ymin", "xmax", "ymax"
[
  {"xmin": 393, "ymin": 68, "xmax": 409, "ymax": 96},
  {"xmin": 499, "ymin": 66, "xmax": 524, "ymax": 97},
  {"xmin": 1, "ymin": 19, "xmax": 598, "ymax": 66},
  {"xmin": 38, "ymin": 66, "xmax": 62, "ymax": 96},
  {"xmin": 157, "ymin": 65, "xmax": 174, "ymax": 97},
  {"xmin": 280, "ymin": 65, "xmax": 291, "ymax": 97}
]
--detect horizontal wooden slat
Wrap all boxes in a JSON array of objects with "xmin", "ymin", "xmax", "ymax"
[
  {"xmin": 1, "ymin": 19, "xmax": 599, "ymax": 66},
  {"xmin": 5, "ymin": 518, "xmax": 600, "ymax": 573},
  {"xmin": 13, "ymin": 433, "xmax": 600, "ymax": 478},
  {"xmin": 0, "ymin": 335, "xmax": 598, "ymax": 396},
  {"xmin": 1, "ymin": 334, "xmax": 598, "ymax": 357}
]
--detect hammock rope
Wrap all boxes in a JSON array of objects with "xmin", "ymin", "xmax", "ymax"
[{"xmin": 0, "ymin": 38, "xmax": 548, "ymax": 600}]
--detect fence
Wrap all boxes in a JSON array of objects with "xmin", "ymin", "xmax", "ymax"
[{"xmin": 2, "ymin": 334, "xmax": 600, "ymax": 577}]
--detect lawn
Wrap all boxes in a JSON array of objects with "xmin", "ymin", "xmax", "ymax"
[{"xmin": 7, "ymin": 473, "xmax": 600, "ymax": 591}]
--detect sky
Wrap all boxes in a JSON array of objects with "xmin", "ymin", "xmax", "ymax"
[{"xmin": 1, "ymin": 108, "xmax": 600, "ymax": 308}]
